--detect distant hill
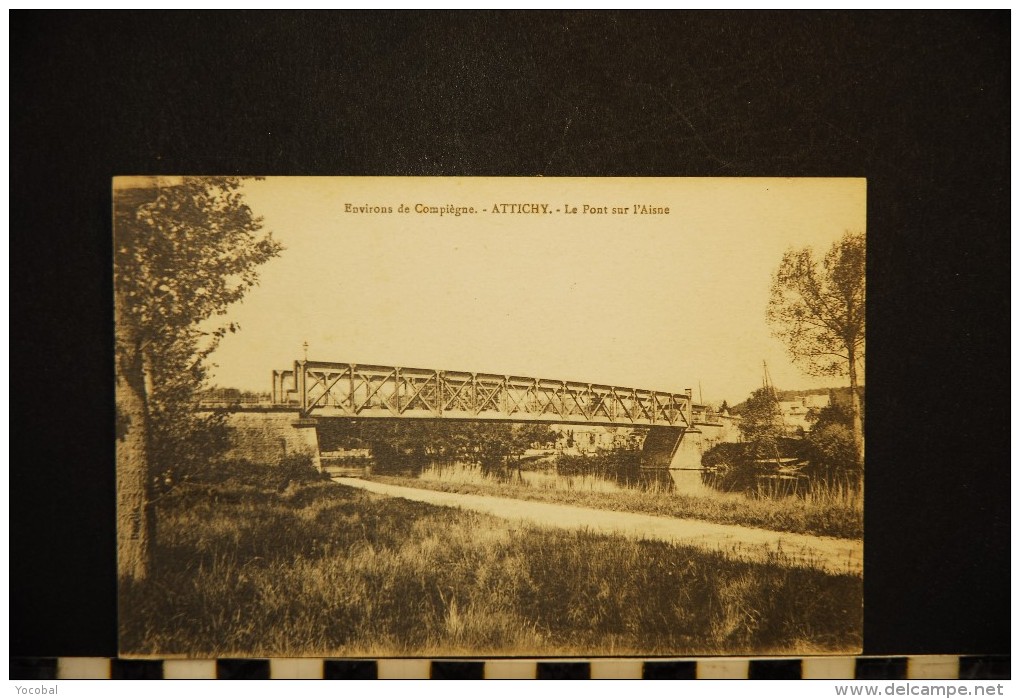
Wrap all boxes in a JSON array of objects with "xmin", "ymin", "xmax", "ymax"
[
  {"xmin": 199, "ymin": 387, "xmax": 273, "ymax": 405},
  {"xmin": 730, "ymin": 386, "xmax": 864, "ymax": 414}
]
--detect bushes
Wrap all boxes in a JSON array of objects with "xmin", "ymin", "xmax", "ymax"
[
  {"xmin": 553, "ymin": 448, "xmax": 660, "ymax": 491},
  {"xmin": 701, "ymin": 438, "xmax": 806, "ymax": 470},
  {"xmin": 804, "ymin": 424, "xmax": 859, "ymax": 475},
  {"xmin": 701, "ymin": 433, "xmax": 860, "ymax": 499},
  {"xmin": 323, "ymin": 420, "xmax": 557, "ymax": 476},
  {"xmin": 701, "ymin": 442, "xmax": 747, "ymax": 470},
  {"xmin": 183, "ymin": 454, "xmax": 327, "ymax": 491},
  {"xmin": 700, "ymin": 439, "xmax": 807, "ymax": 493},
  {"xmin": 556, "ymin": 448, "xmax": 640, "ymax": 476}
]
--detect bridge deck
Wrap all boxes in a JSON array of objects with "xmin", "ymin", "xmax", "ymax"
[{"xmin": 271, "ymin": 361, "xmax": 692, "ymax": 428}]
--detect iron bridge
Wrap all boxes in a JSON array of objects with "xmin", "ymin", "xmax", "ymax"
[{"xmin": 272, "ymin": 360, "xmax": 693, "ymax": 429}]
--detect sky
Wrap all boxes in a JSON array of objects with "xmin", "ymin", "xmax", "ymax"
[{"xmin": 202, "ymin": 177, "xmax": 866, "ymax": 406}]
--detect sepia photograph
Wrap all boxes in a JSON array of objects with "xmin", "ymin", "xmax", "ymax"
[{"xmin": 114, "ymin": 176, "xmax": 865, "ymax": 658}]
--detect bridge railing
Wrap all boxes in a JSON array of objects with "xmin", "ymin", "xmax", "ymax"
[{"xmin": 273, "ymin": 361, "xmax": 691, "ymax": 428}]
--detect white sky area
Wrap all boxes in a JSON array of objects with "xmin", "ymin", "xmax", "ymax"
[{"xmin": 203, "ymin": 177, "xmax": 866, "ymax": 406}]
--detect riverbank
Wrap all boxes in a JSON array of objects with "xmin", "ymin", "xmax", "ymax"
[
  {"xmin": 121, "ymin": 475, "xmax": 862, "ymax": 657},
  {"xmin": 336, "ymin": 477, "xmax": 862, "ymax": 576},
  {"xmin": 363, "ymin": 472, "xmax": 863, "ymax": 540}
]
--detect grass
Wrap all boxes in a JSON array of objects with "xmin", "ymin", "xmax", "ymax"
[
  {"xmin": 121, "ymin": 471, "xmax": 862, "ymax": 657},
  {"xmin": 365, "ymin": 469, "xmax": 863, "ymax": 540}
]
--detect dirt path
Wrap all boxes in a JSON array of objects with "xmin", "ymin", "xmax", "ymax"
[{"xmin": 333, "ymin": 477, "xmax": 862, "ymax": 576}]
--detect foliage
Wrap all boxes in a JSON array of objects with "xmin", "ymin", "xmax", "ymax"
[
  {"xmin": 701, "ymin": 442, "xmax": 748, "ymax": 470},
  {"xmin": 115, "ymin": 177, "xmax": 282, "ymax": 476},
  {"xmin": 801, "ymin": 394, "xmax": 863, "ymax": 476},
  {"xmin": 114, "ymin": 177, "xmax": 282, "ymax": 580},
  {"xmin": 320, "ymin": 420, "xmax": 557, "ymax": 475},
  {"xmin": 700, "ymin": 438, "xmax": 808, "ymax": 495},
  {"xmin": 736, "ymin": 387, "xmax": 786, "ymax": 459},
  {"xmin": 767, "ymin": 232, "xmax": 866, "ymax": 377},
  {"xmin": 151, "ymin": 412, "xmax": 234, "ymax": 495},
  {"xmin": 767, "ymin": 231, "xmax": 865, "ymax": 464},
  {"xmin": 807, "ymin": 401, "xmax": 850, "ymax": 432},
  {"xmin": 808, "ymin": 390, "xmax": 865, "ymax": 431},
  {"xmin": 182, "ymin": 454, "xmax": 325, "ymax": 492},
  {"xmin": 556, "ymin": 447, "xmax": 642, "ymax": 476},
  {"xmin": 805, "ymin": 424, "xmax": 859, "ymax": 475},
  {"xmin": 554, "ymin": 447, "xmax": 656, "ymax": 490}
]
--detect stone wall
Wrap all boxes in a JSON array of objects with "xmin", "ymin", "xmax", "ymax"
[
  {"xmin": 669, "ymin": 421, "xmax": 741, "ymax": 469},
  {"xmin": 219, "ymin": 411, "xmax": 321, "ymax": 470}
]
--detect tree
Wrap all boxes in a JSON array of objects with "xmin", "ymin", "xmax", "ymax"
[
  {"xmin": 805, "ymin": 423, "xmax": 859, "ymax": 474},
  {"xmin": 806, "ymin": 396, "xmax": 853, "ymax": 433},
  {"xmin": 114, "ymin": 177, "xmax": 282, "ymax": 582},
  {"xmin": 767, "ymin": 231, "xmax": 865, "ymax": 465},
  {"xmin": 737, "ymin": 387, "xmax": 785, "ymax": 459}
]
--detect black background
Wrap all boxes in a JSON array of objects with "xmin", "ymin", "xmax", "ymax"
[{"xmin": 11, "ymin": 11, "xmax": 1009, "ymax": 658}]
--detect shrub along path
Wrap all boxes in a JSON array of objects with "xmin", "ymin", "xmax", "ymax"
[{"xmin": 333, "ymin": 477, "xmax": 862, "ymax": 577}]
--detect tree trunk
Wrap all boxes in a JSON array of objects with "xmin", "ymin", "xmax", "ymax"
[
  {"xmin": 847, "ymin": 346, "xmax": 865, "ymax": 467},
  {"xmin": 115, "ymin": 291, "xmax": 154, "ymax": 582}
]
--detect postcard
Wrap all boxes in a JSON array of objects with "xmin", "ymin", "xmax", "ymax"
[{"xmin": 114, "ymin": 176, "xmax": 865, "ymax": 657}]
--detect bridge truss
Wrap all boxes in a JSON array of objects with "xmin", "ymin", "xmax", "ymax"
[{"xmin": 272, "ymin": 361, "xmax": 692, "ymax": 428}]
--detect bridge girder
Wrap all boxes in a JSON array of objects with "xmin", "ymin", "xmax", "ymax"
[{"xmin": 272, "ymin": 361, "xmax": 692, "ymax": 429}]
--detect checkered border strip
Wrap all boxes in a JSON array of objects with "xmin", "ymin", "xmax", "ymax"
[{"xmin": 9, "ymin": 656, "xmax": 1008, "ymax": 679}]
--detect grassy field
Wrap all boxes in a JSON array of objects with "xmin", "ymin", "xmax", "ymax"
[
  {"xmin": 121, "ymin": 472, "xmax": 861, "ymax": 657},
  {"xmin": 365, "ymin": 472, "xmax": 863, "ymax": 540}
]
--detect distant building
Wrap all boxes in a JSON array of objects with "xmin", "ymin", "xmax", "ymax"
[
  {"xmin": 802, "ymin": 393, "xmax": 830, "ymax": 410},
  {"xmin": 690, "ymin": 404, "xmax": 742, "ymax": 454},
  {"xmin": 554, "ymin": 426, "xmax": 642, "ymax": 454},
  {"xmin": 778, "ymin": 393, "xmax": 831, "ymax": 434}
]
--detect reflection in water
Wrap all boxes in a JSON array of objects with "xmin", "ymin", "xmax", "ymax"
[
  {"xmin": 670, "ymin": 468, "xmax": 725, "ymax": 498},
  {"xmin": 554, "ymin": 450, "xmax": 675, "ymax": 493},
  {"xmin": 408, "ymin": 457, "xmax": 683, "ymax": 496},
  {"xmin": 355, "ymin": 447, "xmax": 859, "ymax": 502},
  {"xmin": 701, "ymin": 464, "xmax": 862, "ymax": 501},
  {"xmin": 417, "ymin": 460, "xmax": 527, "ymax": 486},
  {"xmin": 615, "ymin": 465, "xmax": 675, "ymax": 493},
  {"xmin": 701, "ymin": 466, "xmax": 762, "ymax": 495}
]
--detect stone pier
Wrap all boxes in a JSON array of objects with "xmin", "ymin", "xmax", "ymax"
[
  {"xmin": 220, "ymin": 411, "xmax": 321, "ymax": 470},
  {"xmin": 639, "ymin": 426, "xmax": 685, "ymax": 469}
]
